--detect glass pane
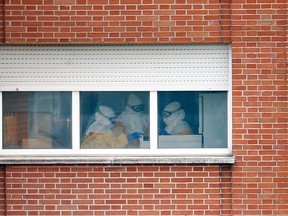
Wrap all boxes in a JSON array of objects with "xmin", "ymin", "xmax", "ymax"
[
  {"xmin": 2, "ymin": 92, "xmax": 72, "ymax": 149},
  {"xmin": 80, "ymin": 92, "xmax": 150, "ymax": 149},
  {"xmin": 158, "ymin": 91, "xmax": 227, "ymax": 148}
]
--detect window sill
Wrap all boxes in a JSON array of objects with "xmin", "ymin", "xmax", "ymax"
[{"xmin": 0, "ymin": 155, "xmax": 235, "ymax": 165}]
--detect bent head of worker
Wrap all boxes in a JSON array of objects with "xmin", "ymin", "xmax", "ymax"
[
  {"xmin": 97, "ymin": 105, "xmax": 117, "ymax": 124},
  {"xmin": 126, "ymin": 93, "xmax": 145, "ymax": 114},
  {"xmin": 85, "ymin": 105, "xmax": 117, "ymax": 134},
  {"xmin": 163, "ymin": 101, "xmax": 185, "ymax": 126}
]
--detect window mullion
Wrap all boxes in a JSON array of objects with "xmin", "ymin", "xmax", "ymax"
[
  {"xmin": 150, "ymin": 91, "xmax": 158, "ymax": 150},
  {"xmin": 0, "ymin": 92, "xmax": 2, "ymax": 150},
  {"xmin": 72, "ymin": 91, "xmax": 80, "ymax": 151}
]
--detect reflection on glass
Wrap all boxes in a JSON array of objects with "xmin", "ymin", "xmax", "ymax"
[
  {"xmin": 3, "ymin": 92, "xmax": 72, "ymax": 149},
  {"xmin": 158, "ymin": 91, "xmax": 227, "ymax": 148},
  {"xmin": 80, "ymin": 92, "xmax": 150, "ymax": 149}
]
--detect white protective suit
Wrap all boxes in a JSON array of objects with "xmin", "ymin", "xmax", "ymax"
[
  {"xmin": 117, "ymin": 93, "xmax": 149, "ymax": 135},
  {"xmin": 116, "ymin": 93, "xmax": 149, "ymax": 148},
  {"xmin": 82, "ymin": 105, "xmax": 128, "ymax": 148},
  {"xmin": 85, "ymin": 105, "xmax": 116, "ymax": 134},
  {"xmin": 163, "ymin": 101, "xmax": 193, "ymax": 135}
]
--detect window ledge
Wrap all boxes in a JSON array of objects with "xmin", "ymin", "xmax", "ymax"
[{"xmin": 0, "ymin": 155, "xmax": 235, "ymax": 164}]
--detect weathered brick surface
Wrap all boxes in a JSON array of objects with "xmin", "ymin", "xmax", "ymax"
[
  {"xmin": 231, "ymin": 0, "xmax": 287, "ymax": 215},
  {"xmin": 0, "ymin": 0, "xmax": 4, "ymax": 43},
  {"xmin": 0, "ymin": 166, "xmax": 5, "ymax": 216},
  {"xmin": 3, "ymin": 0, "xmax": 232, "ymax": 43},
  {"xmin": 5, "ymin": 165, "xmax": 233, "ymax": 216},
  {"xmin": 0, "ymin": 0, "xmax": 287, "ymax": 215}
]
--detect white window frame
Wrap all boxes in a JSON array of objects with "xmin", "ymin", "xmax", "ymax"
[
  {"xmin": 0, "ymin": 44, "xmax": 234, "ymax": 163},
  {"xmin": 0, "ymin": 90, "xmax": 232, "ymax": 156}
]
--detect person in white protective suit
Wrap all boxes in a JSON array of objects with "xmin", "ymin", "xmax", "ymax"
[
  {"xmin": 117, "ymin": 93, "xmax": 149, "ymax": 148},
  {"xmin": 160, "ymin": 101, "xmax": 193, "ymax": 135},
  {"xmin": 81, "ymin": 105, "xmax": 128, "ymax": 148}
]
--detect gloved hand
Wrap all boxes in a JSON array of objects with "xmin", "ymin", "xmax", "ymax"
[
  {"xmin": 158, "ymin": 128, "xmax": 170, "ymax": 135},
  {"xmin": 127, "ymin": 132, "xmax": 143, "ymax": 141}
]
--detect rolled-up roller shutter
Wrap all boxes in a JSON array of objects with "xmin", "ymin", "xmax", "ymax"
[{"xmin": 0, "ymin": 44, "xmax": 230, "ymax": 91}]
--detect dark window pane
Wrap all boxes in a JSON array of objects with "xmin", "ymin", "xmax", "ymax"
[
  {"xmin": 3, "ymin": 92, "xmax": 72, "ymax": 149},
  {"xmin": 80, "ymin": 92, "xmax": 150, "ymax": 149},
  {"xmin": 158, "ymin": 91, "xmax": 227, "ymax": 148}
]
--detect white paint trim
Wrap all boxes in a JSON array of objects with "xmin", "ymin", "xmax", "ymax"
[
  {"xmin": 0, "ymin": 92, "xmax": 2, "ymax": 150},
  {"xmin": 0, "ymin": 90, "xmax": 232, "ymax": 159},
  {"xmin": 150, "ymin": 92, "xmax": 158, "ymax": 149},
  {"xmin": 72, "ymin": 92, "xmax": 80, "ymax": 150},
  {"xmin": 228, "ymin": 44, "xmax": 233, "ymax": 155},
  {"xmin": 0, "ymin": 148, "xmax": 231, "ymax": 156},
  {"xmin": 0, "ymin": 84, "xmax": 229, "ymax": 92}
]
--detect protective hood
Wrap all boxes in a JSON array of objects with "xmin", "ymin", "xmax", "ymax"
[
  {"xmin": 127, "ymin": 93, "xmax": 143, "ymax": 106},
  {"xmin": 164, "ymin": 109, "xmax": 186, "ymax": 134},
  {"xmin": 163, "ymin": 101, "xmax": 191, "ymax": 134},
  {"xmin": 85, "ymin": 105, "xmax": 116, "ymax": 134},
  {"xmin": 117, "ymin": 94, "xmax": 148, "ymax": 134}
]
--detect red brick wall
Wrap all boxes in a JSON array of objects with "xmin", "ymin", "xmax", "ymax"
[
  {"xmin": 4, "ymin": 0, "xmax": 232, "ymax": 43},
  {"xmin": 0, "ymin": 166, "xmax": 5, "ymax": 216},
  {"xmin": 231, "ymin": 0, "xmax": 287, "ymax": 215},
  {"xmin": 0, "ymin": 0, "xmax": 4, "ymax": 43},
  {"xmin": 5, "ymin": 164, "xmax": 233, "ymax": 216},
  {"xmin": 0, "ymin": 0, "xmax": 287, "ymax": 215}
]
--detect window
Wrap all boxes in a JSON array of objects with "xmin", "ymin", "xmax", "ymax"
[
  {"xmin": 80, "ymin": 92, "xmax": 150, "ymax": 149},
  {"xmin": 2, "ymin": 90, "xmax": 227, "ymax": 150},
  {"xmin": 3, "ymin": 92, "xmax": 72, "ymax": 149},
  {"xmin": 0, "ymin": 44, "xmax": 232, "ymax": 159},
  {"xmin": 158, "ymin": 91, "xmax": 227, "ymax": 149}
]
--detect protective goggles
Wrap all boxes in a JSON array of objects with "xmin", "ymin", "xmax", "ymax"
[
  {"xmin": 98, "ymin": 111, "xmax": 117, "ymax": 123},
  {"xmin": 128, "ymin": 104, "xmax": 145, "ymax": 112},
  {"xmin": 162, "ymin": 107, "xmax": 181, "ymax": 118},
  {"xmin": 108, "ymin": 116, "xmax": 117, "ymax": 124}
]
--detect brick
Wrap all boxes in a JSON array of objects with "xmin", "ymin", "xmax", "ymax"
[
  {"xmin": 121, "ymin": 0, "xmax": 141, "ymax": 3},
  {"xmin": 22, "ymin": 0, "xmax": 42, "ymax": 4},
  {"xmin": 55, "ymin": 0, "xmax": 75, "ymax": 4},
  {"xmin": 154, "ymin": 21, "xmax": 175, "ymax": 26}
]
